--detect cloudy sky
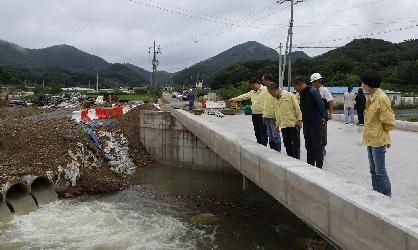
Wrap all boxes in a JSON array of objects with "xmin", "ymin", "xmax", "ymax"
[{"xmin": 0, "ymin": 0, "xmax": 417, "ymax": 72}]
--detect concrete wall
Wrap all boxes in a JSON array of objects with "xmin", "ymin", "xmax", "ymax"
[
  {"xmin": 139, "ymin": 111, "xmax": 236, "ymax": 174},
  {"xmin": 172, "ymin": 109, "xmax": 418, "ymax": 250},
  {"xmin": 333, "ymin": 114, "xmax": 418, "ymax": 132}
]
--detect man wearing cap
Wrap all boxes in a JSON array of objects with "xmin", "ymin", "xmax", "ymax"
[
  {"xmin": 292, "ymin": 76, "xmax": 326, "ymax": 168},
  {"xmin": 230, "ymin": 77, "xmax": 269, "ymax": 146},
  {"xmin": 311, "ymin": 73, "xmax": 334, "ymax": 156},
  {"xmin": 361, "ymin": 70, "xmax": 395, "ymax": 197},
  {"xmin": 267, "ymin": 82, "xmax": 302, "ymax": 159},
  {"xmin": 262, "ymin": 74, "xmax": 281, "ymax": 152}
]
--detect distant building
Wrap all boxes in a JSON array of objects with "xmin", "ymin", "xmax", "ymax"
[
  {"xmin": 401, "ymin": 97, "xmax": 415, "ymax": 104},
  {"xmin": 61, "ymin": 87, "xmax": 95, "ymax": 93},
  {"xmin": 163, "ymin": 86, "xmax": 174, "ymax": 91}
]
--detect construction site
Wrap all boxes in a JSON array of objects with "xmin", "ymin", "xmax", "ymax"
[{"xmin": 0, "ymin": 100, "xmax": 157, "ymax": 216}]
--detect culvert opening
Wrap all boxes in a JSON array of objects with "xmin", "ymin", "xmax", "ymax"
[
  {"xmin": 6, "ymin": 183, "xmax": 28, "ymax": 201},
  {"xmin": 5, "ymin": 183, "xmax": 37, "ymax": 215},
  {"xmin": 30, "ymin": 176, "xmax": 58, "ymax": 206},
  {"xmin": 31, "ymin": 177, "xmax": 54, "ymax": 192}
]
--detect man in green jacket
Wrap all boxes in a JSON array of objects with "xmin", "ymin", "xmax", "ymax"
[
  {"xmin": 230, "ymin": 78, "xmax": 269, "ymax": 146},
  {"xmin": 268, "ymin": 82, "xmax": 302, "ymax": 159}
]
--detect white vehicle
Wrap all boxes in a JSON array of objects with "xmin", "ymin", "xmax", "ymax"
[{"xmin": 95, "ymin": 96, "xmax": 105, "ymax": 105}]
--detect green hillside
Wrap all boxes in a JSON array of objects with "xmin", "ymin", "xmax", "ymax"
[
  {"xmin": 172, "ymin": 41, "xmax": 309, "ymax": 86},
  {"xmin": 208, "ymin": 39, "xmax": 418, "ymax": 92}
]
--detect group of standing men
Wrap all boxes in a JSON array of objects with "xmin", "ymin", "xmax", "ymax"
[
  {"xmin": 230, "ymin": 70, "xmax": 395, "ymax": 197},
  {"xmin": 230, "ymin": 73, "xmax": 332, "ymax": 169}
]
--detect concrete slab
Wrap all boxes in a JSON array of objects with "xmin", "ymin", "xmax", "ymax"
[
  {"xmin": 285, "ymin": 166, "xmax": 331, "ymax": 234},
  {"xmin": 169, "ymin": 110, "xmax": 418, "ymax": 249},
  {"xmin": 240, "ymin": 143, "xmax": 263, "ymax": 184},
  {"xmin": 259, "ymin": 152, "xmax": 306, "ymax": 204},
  {"xmin": 210, "ymin": 132, "xmax": 241, "ymax": 170},
  {"xmin": 190, "ymin": 113, "xmax": 418, "ymax": 208}
]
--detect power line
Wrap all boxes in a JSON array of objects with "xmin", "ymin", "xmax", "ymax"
[
  {"xmin": 161, "ymin": 0, "xmax": 389, "ymax": 50},
  {"xmin": 161, "ymin": 3, "xmax": 289, "ymax": 48},
  {"xmin": 143, "ymin": 0, "xmax": 235, "ymax": 23},
  {"xmin": 293, "ymin": 46, "xmax": 341, "ymax": 49},
  {"xmin": 293, "ymin": 23, "xmax": 418, "ymax": 47},
  {"xmin": 128, "ymin": 0, "xmax": 233, "ymax": 25}
]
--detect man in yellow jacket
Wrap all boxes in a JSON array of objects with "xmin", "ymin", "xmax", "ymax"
[
  {"xmin": 262, "ymin": 74, "xmax": 281, "ymax": 151},
  {"xmin": 230, "ymin": 78, "xmax": 269, "ymax": 146},
  {"xmin": 267, "ymin": 82, "xmax": 303, "ymax": 159},
  {"xmin": 361, "ymin": 70, "xmax": 395, "ymax": 197}
]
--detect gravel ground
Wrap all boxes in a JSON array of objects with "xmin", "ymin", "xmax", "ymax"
[{"xmin": 0, "ymin": 106, "xmax": 156, "ymax": 196}]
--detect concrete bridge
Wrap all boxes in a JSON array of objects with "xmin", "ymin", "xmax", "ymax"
[{"xmin": 139, "ymin": 109, "xmax": 418, "ymax": 250}]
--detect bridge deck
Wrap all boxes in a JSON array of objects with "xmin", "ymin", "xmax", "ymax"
[
  {"xmin": 198, "ymin": 114, "xmax": 418, "ymax": 208},
  {"xmin": 172, "ymin": 109, "xmax": 418, "ymax": 250}
]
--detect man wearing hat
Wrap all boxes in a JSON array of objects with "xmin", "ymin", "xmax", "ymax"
[
  {"xmin": 311, "ymin": 73, "xmax": 334, "ymax": 156},
  {"xmin": 361, "ymin": 70, "xmax": 395, "ymax": 197}
]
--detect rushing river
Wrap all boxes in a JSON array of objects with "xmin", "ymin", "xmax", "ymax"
[{"xmin": 0, "ymin": 166, "xmax": 333, "ymax": 249}]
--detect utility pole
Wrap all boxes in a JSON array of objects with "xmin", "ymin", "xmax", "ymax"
[
  {"xmin": 96, "ymin": 73, "xmax": 99, "ymax": 93},
  {"xmin": 278, "ymin": 43, "xmax": 283, "ymax": 88},
  {"xmin": 278, "ymin": 0, "xmax": 301, "ymax": 91},
  {"xmin": 149, "ymin": 41, "xmax": 162, "ymax": 87},
  {"xmin": 288, "ymin": 0, "xmax": 294, "ymax": 91},
  {"xmin": 42, "ymin": 80, "xmax": 45, "ymax": 88}
]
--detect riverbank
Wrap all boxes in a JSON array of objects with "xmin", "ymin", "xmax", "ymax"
[{"xmin": 0, "ymin": 105, "xmax": 156, "ymax": 197}]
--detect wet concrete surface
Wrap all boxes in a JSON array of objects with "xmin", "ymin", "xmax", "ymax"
[{"xmin": 198, "ymin": 113, "xmax": 418, "ymax": 208}]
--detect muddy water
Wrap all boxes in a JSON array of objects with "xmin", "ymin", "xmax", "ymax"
[
  {"xmin": 0, "ymin": 167, "xmax": 334, "ymax": 249},
  {"xmin": 6, "ymin": 195, "xmax": 38, "ymax": 215},
  {"xmin": 0, "ymin": 204, "xmax": 12, "ymax": 226},
  {"xmin": 31, "ymin": 187, "xmax": 59, "ymax": 206}
]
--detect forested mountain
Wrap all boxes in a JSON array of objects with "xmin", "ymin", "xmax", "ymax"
[
  {"xmin": 208, "ymin": 39, "xmax": 418, "ymax": 91},
  {"xmin": 172, "ymin": 41, "xmax": 309, "ymax": 86},
  {"xmin": 124, "ymin": 63, "xmax": 173, "ymax": 84},
  {"xmin": 0, "ymin": 40, "xmax": 109, "ymax": 72},
  {"xmin": 0, "ymin": 40, "xmax": 171, "ymax": 87}
]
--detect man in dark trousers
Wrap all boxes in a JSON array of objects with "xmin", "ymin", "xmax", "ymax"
[
  {"xmin": 230, "ymin": 78, "xmax": 268, "ymax": 146},
  {"xmin": 186, "ymin": 88, "xmax": 195, "ymax": 111},
  {"xmin": 292, "ymin": 77, "xmax": 326, "ymax": 169},
  {"xmin": 355, "ymin": 87, "xmax": 366, "ymax": 126}
]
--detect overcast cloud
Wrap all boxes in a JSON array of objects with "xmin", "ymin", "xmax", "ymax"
[{"xmin": 0, "ymin": 0, "xmax": 417, "ymax": 72}]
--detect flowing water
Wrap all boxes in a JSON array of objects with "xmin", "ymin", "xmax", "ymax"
[
  {"xmin": 0, "ymin": 166, "xmax": 333, "ymax": 249},
  {"xmin": 6, "ymin": 195, "xmax": 38, "ymax": 215},
  {"xmin": 31, "ymin": 186, "xmax": 59, "ymax": 206}
]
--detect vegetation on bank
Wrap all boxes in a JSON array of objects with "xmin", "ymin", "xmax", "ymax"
[
  {"xmin": 207, "ymin": 39, "xmax": 418, "ymax": 93},
  {"xmin": 400, "ymin": 116, "xmax": 418, "ymax": 122}
]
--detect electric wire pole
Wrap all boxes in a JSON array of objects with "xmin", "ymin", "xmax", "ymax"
[
  {"xmin": 288, "ymin": 0, "xmax": 294, "ymax": 91},
  {"xmin": 149, "ymin": 41, "xmax": 162, "ymax": 87},
  {"xmin": 278, "ymin": 0, "xmax": 302, "ymax": 91},
  {"xmin": 278, "ymin": 43, "xmax": 283, "ymax": 88}
]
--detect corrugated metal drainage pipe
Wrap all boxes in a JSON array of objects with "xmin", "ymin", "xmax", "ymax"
[
  {"xmin": 5, "ymin": 183, "xmax": 37, "ymax": 215},
  {"xmin": 30, "ymin": 176, "xmax": 59, "ymax": 206}
]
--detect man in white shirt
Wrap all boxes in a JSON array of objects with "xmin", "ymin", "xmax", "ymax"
[
  {"xmin": 344, "ymin": 87, "xmax": 356, "ymax": 125},
  {"xmin": 311, "ymin": 73, "xmax": 334, "ymax": 156}
]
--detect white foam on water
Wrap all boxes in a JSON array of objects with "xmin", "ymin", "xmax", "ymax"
[{"xmin": 0, "ymin": 194, "xmax": 216, "ymax": 249}]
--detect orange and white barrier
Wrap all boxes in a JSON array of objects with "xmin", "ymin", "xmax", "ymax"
[{"xmin": 72, "ymin": 105, "xmax": 137, "ymax": 122}]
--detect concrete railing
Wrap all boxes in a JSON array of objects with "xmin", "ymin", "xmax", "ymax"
[
  {"xmin": 172, "ymin": 109, "xmax": 418, "ymax": 250},
  {"xmin": 333, "ymin": 114, "xmax": 418, "ymax": 132}
]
